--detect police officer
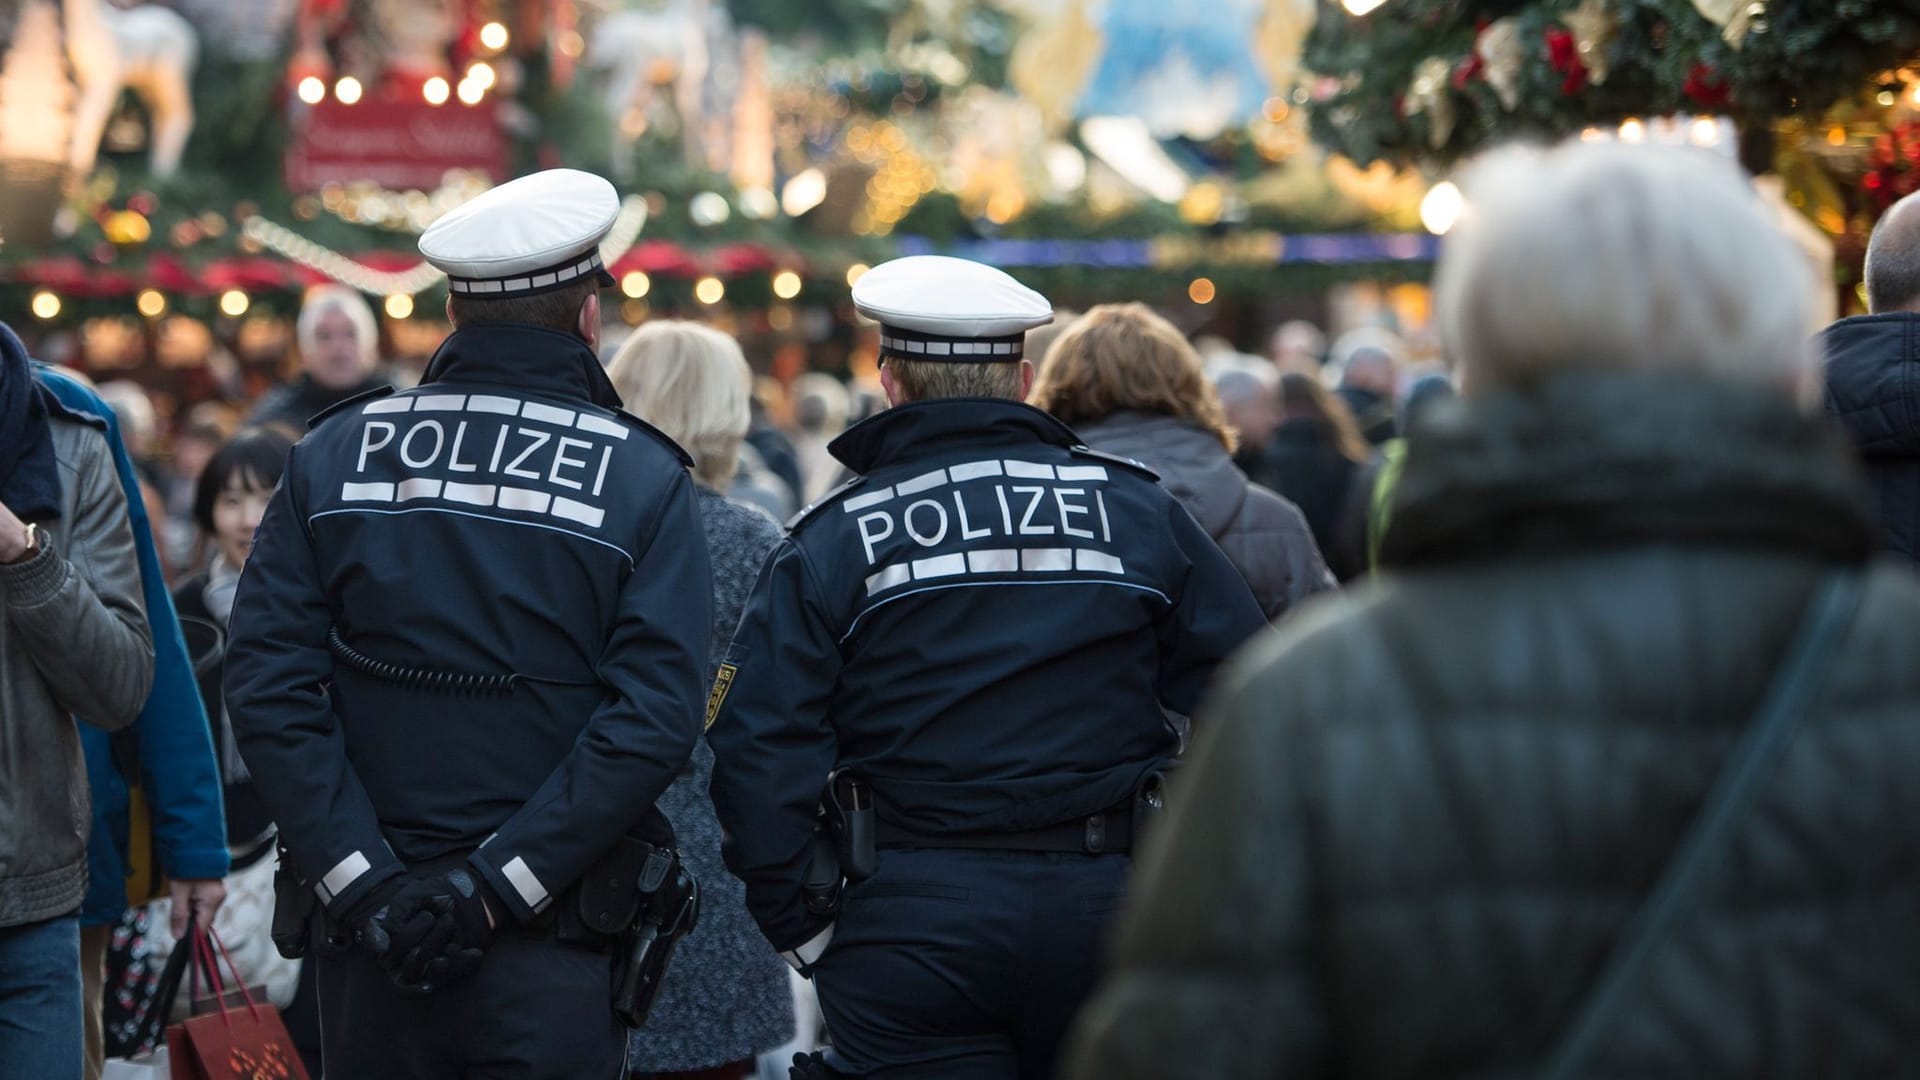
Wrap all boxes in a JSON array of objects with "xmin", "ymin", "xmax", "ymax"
[
  {"xmin": 224, "ymin": 169, "xmax": 710, "ymax": 1079},
  {"xmin": 708, "ymin": 256, "xmax": 1267, "ymax": 1079}
]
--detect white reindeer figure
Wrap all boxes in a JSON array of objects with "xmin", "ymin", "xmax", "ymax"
[{"xmin": 63, "ymin": 0, "xmax": 199, "ymax": 178}]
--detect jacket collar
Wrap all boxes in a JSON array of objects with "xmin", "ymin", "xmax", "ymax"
[
  {"xmin": 420, "ymin": 323, "xmax": 621, "ymax": 410},
  {"xmin": 1382, "ymin": 372, "xmax": 1876, "ymax": 568},
  {"xmin": 829, "ymin": 398, "xmax": 1083, "ymax": 475}
]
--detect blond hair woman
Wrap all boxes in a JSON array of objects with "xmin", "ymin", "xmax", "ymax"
[
  {"xmin": 1030, "ymin": 302, "xmax": 1334, "ymax": 620},
  {"xmin": 604, "ymin": 321, "xmax": 795, "ymax": 1077}
]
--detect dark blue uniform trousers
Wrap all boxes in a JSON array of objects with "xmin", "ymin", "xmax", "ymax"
[
  {"xmin": 315, "ymin": 933, "xmax": 626, "ymax": 1079},
  {"xmin": 812, "ymin": 849, "xmax": 1130, "ymax": 1079}
]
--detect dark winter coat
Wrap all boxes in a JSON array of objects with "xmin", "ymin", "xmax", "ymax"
[
  {"xmin": 1075, "ymin": 411, "xmax": 1334, "ymax": 620},
  {"xmin": 630, "ymin": 486, "xmax": 794, "ymax": 1071},
  {"xmin": 1067, "ymin": 373, "xmax": 1920, "ymax": 1080},
  {"xmin": 1820, "ymin": 312, "xmax": 1920, "ymax": 567},
  {"xmin": 1260, "ymin": 418, "xmax": 1373, "ymax": 581},
  {"xmin": 245, "ymin": 372, "xmax": 394, "ymax": 433}
]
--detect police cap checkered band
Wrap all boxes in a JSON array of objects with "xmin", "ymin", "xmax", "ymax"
[
  {"xmin": 445, "ymin": 251, "xmax": 610, "ymax": 298},
  {"xmin": 878, "ymin": 325, "xmax": 1026, "ymax": 363}
]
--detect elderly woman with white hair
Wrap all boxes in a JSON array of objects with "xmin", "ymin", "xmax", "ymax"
[
  {"xmin": 1065, "ymin": 140, "xmax": 1920, "ymax": 1078},
  {"xmin": 247, "ymin": 285, "xmax": 391, "ymax": 431},
  {"xmin": 604, "ymin": 321, "xmax": 795, "ymax": 1080}
]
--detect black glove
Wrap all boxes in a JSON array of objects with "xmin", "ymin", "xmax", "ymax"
[
  {"xmin": 365, "ymin": 868, "xmax": 498, "ymax": 992},
  {"xmin": 790, "ymin": 1052, "xmax": 852, "ymax": 1079}
]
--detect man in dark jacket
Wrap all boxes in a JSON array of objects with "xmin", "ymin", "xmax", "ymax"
[
  {"xmin": 246, "ymin": 286, "xmax": 393, "ymax": 432},
  {"xmin": 1820, "ymin": 189, "xmax": 1920, "ymax": 566},
  {"xmin": 1069, "ymin": 141, "xmax": 1920, "ymax": 1078},
  {"xmin": 225, "ymin": 170, "xmax": 709, "ymax": 1079},
  {"xmin": 711, "ymin": 256, "xmax": 1266, "ymax": 1080}
]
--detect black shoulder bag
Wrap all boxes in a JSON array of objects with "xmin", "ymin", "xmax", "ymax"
[{"xmin": 1540, "ymin": 571, "xmax": 1865, "ymax": 1079}]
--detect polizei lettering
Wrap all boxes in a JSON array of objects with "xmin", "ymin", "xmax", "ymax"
[
  {"xmin": 846, "ymin": 458, "xmax": 1129, "ymax": 597},
  {"xmin": 336, "ymin": 393, "xmax": 629, "ymax": 532}
]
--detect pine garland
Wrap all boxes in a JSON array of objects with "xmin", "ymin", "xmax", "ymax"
[{"xmin": 1305, "ymin": 0, "xmax": 1920, "ymax": 168}]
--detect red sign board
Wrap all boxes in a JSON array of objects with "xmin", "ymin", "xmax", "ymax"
[{"xmin": 285, "ymin": 98, "xmax": 505, "ymax": 192}]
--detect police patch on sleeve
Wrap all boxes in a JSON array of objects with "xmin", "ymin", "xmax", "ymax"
[{"xmin": 705, "ymin": 663, "xmax": 739, "ymax": 730}]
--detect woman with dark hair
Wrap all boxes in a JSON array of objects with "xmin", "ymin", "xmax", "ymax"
[
  {"xmin": 1264, "ymin": 372, "xmax": 1375, "ymax": 581},
  {"xmin": 162, "ymin": 427, "xmax": 320, "ymax": 1069}
]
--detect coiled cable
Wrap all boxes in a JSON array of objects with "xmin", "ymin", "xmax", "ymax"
[{"xmin": 327, "ymin": 626, "xmax": 593, "ymax": 697}]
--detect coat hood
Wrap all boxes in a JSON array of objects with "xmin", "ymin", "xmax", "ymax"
[
  {"xmin": 1074, "ymin": 412, "xmax": 1246, "ymax": 537},
  {"xmin": 1383, "ymin": 372, "xmax": 1876, "ymax": 568}
]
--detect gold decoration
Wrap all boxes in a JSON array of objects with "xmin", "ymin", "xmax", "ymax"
[
  {"xmin": 1564, "ymin": 0, "xmax": 1620, "ymax": 85},
  {"xmin": 103, "ymin": 210, "xmax": 151, "ymax": 246},
  {"xmin": 1253, "ymin": 0, "xmax": 1316, "ymax": 98},
  {"xmin": 1477, "ymin": 18, "xmax": 1526, "ymax": 112},
  {"xmin": 1007, "ymin": 0, "xmax": 1106, "ymax": 135},
  {"xmin": 1406, "ymin": 57, "xmax": 1456, "ymax": 149},
  {"xmin": 1690, "ymin": 0, "xmax": 1764, "ymax": 50}
]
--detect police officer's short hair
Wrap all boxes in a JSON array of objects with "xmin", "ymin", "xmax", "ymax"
[
  {"xmin": 883, "ymin": 357, "xmax": 1024, "ymax": 403},
  {"xmin": 447, "ymin": 278, "xmax": 599, "ymax": 336}
]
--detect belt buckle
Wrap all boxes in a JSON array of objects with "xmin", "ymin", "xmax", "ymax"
[{"xmin": 1084, "ymin": 813, "xmax": 1106, "ymax": 854}]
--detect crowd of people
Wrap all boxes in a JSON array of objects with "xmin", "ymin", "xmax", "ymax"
[{"xmin": 0, "ymin": 136, "xmax": 1915, "ymax": 1080}]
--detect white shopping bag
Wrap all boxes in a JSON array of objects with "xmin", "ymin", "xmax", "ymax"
[{"xmin": 100, "ymin": 1045, "xmax": 169, "ymax": 1080}]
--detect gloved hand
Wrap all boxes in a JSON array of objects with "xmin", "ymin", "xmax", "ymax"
[{"xmin": 364, "ymin": 868, "xmax": 497, "ymax": 992}]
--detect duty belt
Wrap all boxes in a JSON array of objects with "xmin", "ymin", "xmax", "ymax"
[
  {"xmin": 328, "ymin": 626, "xmax": 596, "ymax": 697},
  {"xmin": 874, "ymin": 803, "xmax": 1133, "ymax": 856}
]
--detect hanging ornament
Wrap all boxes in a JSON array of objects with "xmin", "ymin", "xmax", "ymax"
[
  {"xmin": 1690, "ymin": 0, "xmax": 1765, "ymax": 50},
  {"xmin": 1683, "ymin": 62, "xmax": 1733, "ymax": 108},
  {"xmin": 1476, "ymin": 18, "xmax": 1526, "ymax": 112},
  {"xmin": 1406, "ymin": 57, "xmax": 1456, "ymax": 148},
  {"xmin": 1451, "ymin": 51, "xmax": 1484, "ymax": 91},
  {"xmin": 1564, "ymin": 0, "xmax": 1620, "ymax": 85},
  {"xmin": 1545, "ymin": 28, "xmax": 1586, "ymax": 95}
]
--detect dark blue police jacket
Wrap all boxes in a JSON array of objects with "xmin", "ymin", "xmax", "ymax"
[
  {"xmin": 708, "ymin": 397, "xmax": 1266, "ymax": 954},
  {"xmin": 224, "ymin": 323, "xmax": 711, "ymax": 925}
]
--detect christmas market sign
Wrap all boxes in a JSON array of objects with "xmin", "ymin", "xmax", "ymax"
[{"xmin": 285, "ymin": 98, "xmax": 504, "ymax": 192}]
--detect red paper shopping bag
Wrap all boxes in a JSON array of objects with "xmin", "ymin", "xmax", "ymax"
[{"xmin": 165, "ymin": 926, "xmax": 308, "ymax": 1080}]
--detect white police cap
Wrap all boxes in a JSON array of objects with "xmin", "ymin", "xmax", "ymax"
[
  {"xmin": 853, "ymin": 255, "xmax": 1052, "ymax": 363},
  {"xmin": 419, "ymin": 168, "xmax": 619, "ymax": 298}
]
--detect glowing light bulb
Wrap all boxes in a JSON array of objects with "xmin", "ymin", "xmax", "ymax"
[
  {"xmin": 1420, "ymin": 180, "xmax": 1464, "ymax": 236},
  {"xmin": 457, "ymin": 79, "xmax": 485, "ymax": 106},
  {"xmin": 30, "ymin": 291, "xmax": 60, "ymax": 320},
  {"xmin": 621, "ymin": 271, "xmax": 651, "ymax": 299},
  {"xmin": 772, "ymin": 270, "xmax": 802, "ymax": 300},
  {"xmin": 694, "ymin": 277, "xmax": 725, "ymax": 305},
  {"xmin": 296, "ymin": 76, "xmax": 326, "ymax": 105},
  {"xmin": 219, "ymin": 290, "xmax": 250, "ymax": 317},
  {"xmin": 385, "ymin": 294, "xmax": 415, "ymax": 320},
  {"xmin": 479, "ymin": 22, "xmax": 510, "ymax": 51},
  {"xmin": 136, "ymin": 290, "xmax": 166, "ymax": 317},
  {"xmin": 466, "ymin": 63, "xmax": 496, "ymax": 91},
  {"xmin": 423, "ymin": 77, "xmax": 450, "ymax": 106},
  {"xmin": 845, "ymin": 263, "xmax": 870, "ymax": 287},
  {"xmin": 1187, "ymin": 277, "xmax": 1217, "ymax": 304}
]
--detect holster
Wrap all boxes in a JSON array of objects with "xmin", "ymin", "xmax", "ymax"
[
  {"xmin": 1133, "ymin": 763, "xmax": 1175, "ymax": 842},
  {"xmin": 270, "ymin": 839, "xmax": 318, "ymax": 960},
  {"xmin": 802, "ymin": 814, "xmax": 844, "ymax": 918},
  {"xmin": 825, "ymin": 771, "xmax": 877, "ymax": 884},
  {"xmin": 611, "ymin": 845, "xmax": 700, "ymax": 1029}
]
